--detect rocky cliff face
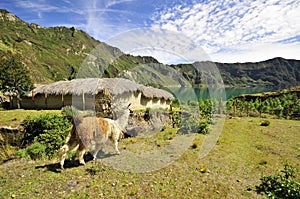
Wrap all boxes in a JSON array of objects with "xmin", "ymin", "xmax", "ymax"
[{"xmin": 0, "ymin": 9, "xmax": 21, "ymax": 22}]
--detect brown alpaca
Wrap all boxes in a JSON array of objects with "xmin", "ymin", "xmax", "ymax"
[{"xmin": 60, "ymin": 104, "xmax": 130, "ymax": 169}]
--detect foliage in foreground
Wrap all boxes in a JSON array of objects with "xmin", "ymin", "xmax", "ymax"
[
  {"xmin": 17, "ymin": 112, "xmax": 71, "ymax": 160},
  {"xmin": 256, "ymin": 164, "xmax": 300, "ymax": 199}
]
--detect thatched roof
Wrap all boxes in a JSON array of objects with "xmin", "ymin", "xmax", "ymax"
[
  {"xmin": 139, "ymin": 86, "xmax": 174, "ymax": 100},
  {"xmin": 30, "ymin": 78, "xmax": 174, "ymax": 100}
]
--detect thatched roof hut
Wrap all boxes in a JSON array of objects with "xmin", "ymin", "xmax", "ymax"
[{"xmin": 19, "ymin": 78, "xmax": 174, "ymax": 111}]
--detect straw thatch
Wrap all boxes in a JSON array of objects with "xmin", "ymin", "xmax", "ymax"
[
  {"xmin": 30, "ymin": 78, "xmax": 174, "ymax": 100},
  {"xmin": 139, "ymin": 86, "xmax": 174, "ymax": 100}
]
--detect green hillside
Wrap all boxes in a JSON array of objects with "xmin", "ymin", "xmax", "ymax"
[
  {"xmin": 1, "ymin": 9, "xmax": 300, "ymax": 88},
  {"xmin": 0, "ymin": 9, "xmax": 121, "ymax": 83}
]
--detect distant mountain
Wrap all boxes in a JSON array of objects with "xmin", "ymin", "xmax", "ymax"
[
  {"xmin": 1, "ymin": 9, "xmax": 299, "ymax": 88},
  {"xmin": 168, "ymin": 57, "xmax": 300, "ymax": 88},
  {"xmin": 216, "ymin": 57, "xmax": 300, "ymax": 88}
]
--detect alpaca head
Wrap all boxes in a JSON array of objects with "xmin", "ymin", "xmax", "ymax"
[
  {"xmin": 111, "ymin": 102, "xmax": 131, "ymax": 119},
  {"xmin": 111, "ymin": 103, "xmax": 131, "ymax": 130}
]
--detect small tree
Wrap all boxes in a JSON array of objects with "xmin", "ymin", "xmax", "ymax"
[{"xmin": 0, "ymin": 51, "xmax": 34, "ymax": 108}]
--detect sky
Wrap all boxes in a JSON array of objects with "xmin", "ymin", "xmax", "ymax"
[{"xmin": 1, "ymin": 0, "xmax": 300, "ymax": 63}]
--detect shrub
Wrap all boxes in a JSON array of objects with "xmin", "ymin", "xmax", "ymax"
[
  {"xmin": 21, "ymin": 113, "xmax": 71, "ymax": 159},
  {"xmin": 15, "ymin": 148, "xmax": 30, "ymax": 160},
  {"xmin": 16, "ymin": 142, "xmax": 46, "ymax": 160},
  {"xmin": 34, "ymin": 129, "xmax": 69, "ymax": 158},
  {"xmin": 256, "ymin": 164, "xmax": 300, "ymax": 198},
  {"xmin": 199, "ymin": 99, "xmax": 213, "ymax": 120},
  {"xmin": 197, "ymin": 120, "xmax": 210, "ymax": 134},
  {"xmin": 170, "ymin": 110, "xmax": 181, "ymax": 128},
  {"xmin": 178, "ymin": 111, "xmax": 198, "ymax": 134},
  {"xmin": 171, "ymin": 98, "xmax": 180, "ymax": 108}
]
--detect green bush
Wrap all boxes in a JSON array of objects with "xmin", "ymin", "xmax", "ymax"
[
  {"xmin": 171, "ymin": 98, "xmax": 180, "ymax": 108},
  {"xmin": 199, "ymin": 99, "xmax": 213, "ymax": 120},
  {"xmin": 15, "ymin": 148, "xmax": 30, "ymax": 160},
  {"xmin": 16, "ymin": 142, "xmax": 46, "ymax": 160},
  {"xmin": 197, "ymin": 120, "xmax": 210, "ymax": 134},
  {"xmin": 21, "ymin": 113, "xmax": 71, "ymax": 159},
  {"xmin": 178, "ymin": 111, "xmax": 198, "ymax": 134},
  {"xmin": 170, "ymin": 110, "xmax": 181, "ymax": 128},
  {"xmin": 256, "ymin": 164, "xmax": 300, "ymax": 198}
]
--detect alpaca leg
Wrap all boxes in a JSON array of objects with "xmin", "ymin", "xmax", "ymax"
[
  {"xmin": 114, "ymin": 139, "xmax": 120, "ymax": 155},
  {"xmin": 60, "ymin": 144, "xmax": 69, "ymax": 169},
  {"xmin": 92, "ymin": 143, "xmax": 102, "ymax": 160},
  {"xmin": 78, "ymin": 143, "xmax": 86, "ymax": 165},
  {"xmin": 60, "ymin": 142, "xmax": 78, "ymax": 169}
]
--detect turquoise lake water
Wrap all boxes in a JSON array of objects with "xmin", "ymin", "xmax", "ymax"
[{"xmin": 169, "ymin": 87, "xmax": 277, "ymax": 102}]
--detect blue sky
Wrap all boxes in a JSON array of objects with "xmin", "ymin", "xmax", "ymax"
[{"xmin": 1, "ymin": 0, "xmax": 299, "ymax": 63}]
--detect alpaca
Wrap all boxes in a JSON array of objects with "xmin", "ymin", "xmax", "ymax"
[{"xmin": 60, "ymin": 103, "xmax": 131, "ymax": 169}]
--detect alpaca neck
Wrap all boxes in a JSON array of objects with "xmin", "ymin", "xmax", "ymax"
[{"xmin": 115, "ymin": 110, "xmax": 130, "ymax": 130}]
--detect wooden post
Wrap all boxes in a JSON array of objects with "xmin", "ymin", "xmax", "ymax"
[
  {"xmin": 82, "ymin": 90, "xmax": 85, "ymax": 110},
  {"xmin": 62, "ymin": 89, "xmax": 64, "ymax": 107},
  {"xmin": 219, "ymin": 97, "xmax": 223, "ymax": 115},
  {"xmin": 45, "ymin": 92, "xmax": 48, "ymax": 109},
  {"xmin": 31, "ymin": 90, "xmax": 35, "ymax": 101},
  {"xmin": 9, "ymin": 96, "xmax": 13, "ymax": 109},
  {"xmin": 233, "ymin": 99, "xmax": 236, "ymax": 117},
  {"xmin": 17, "ymin": 94, "xmax": 21, "ymax": 109}
]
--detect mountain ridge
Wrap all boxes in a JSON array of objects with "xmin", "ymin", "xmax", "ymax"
[{"xmin": 1, "ymin": 9, "xmax": 299, "ymax": 88}]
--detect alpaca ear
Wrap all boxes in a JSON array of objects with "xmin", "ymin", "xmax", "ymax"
[{"xmin": 127, "ymin": 103, "xmax": 131, "ymax": 109}]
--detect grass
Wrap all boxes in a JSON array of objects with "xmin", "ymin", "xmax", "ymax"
[
  {"xmin": 0, "ymin": 109, "xmax": 60, "ymax": 127},
  {"xmin": 0, "ymin": 111, "xmax": 299, "ymax": 198}
]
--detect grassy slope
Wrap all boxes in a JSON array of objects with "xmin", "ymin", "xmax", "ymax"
[
  {"xmin": 0, "ymin": 10, "xmax": 117, "ymax": 83},
  {"xmin": 0, "ymin": 116, "xmax": 299, "ymax": 198}
]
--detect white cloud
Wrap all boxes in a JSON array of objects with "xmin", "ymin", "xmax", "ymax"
[
  {"xmin": 16, "ymin": 1, "xmax": 59, "ymax": 12},
  {"xmin": 152, "ymin": 0, "xmax": 300, "ymax": 62},
  {"xmin": 105, "ymin": 0, "xmax": 135, "ymax": 8},
  {"xmin": 106, "ymin": 28, "xmax": 210, "ymax": 64},
  {"xmin": 84, "ymin": 0, "xmax": 138, "ymax": 40},
  {"xmin": 210, "ymin": 42, "xmax": 300, "ymax": 63}
]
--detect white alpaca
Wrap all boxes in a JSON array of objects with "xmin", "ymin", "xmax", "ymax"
[{"xmin": 60, "ymin": 103, "xmax": 131, "ymax": 169}]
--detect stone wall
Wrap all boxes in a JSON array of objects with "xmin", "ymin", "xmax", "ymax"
[{"xmin": 126, "ymin": 110, "xmax": 171, "ymax": 137}]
